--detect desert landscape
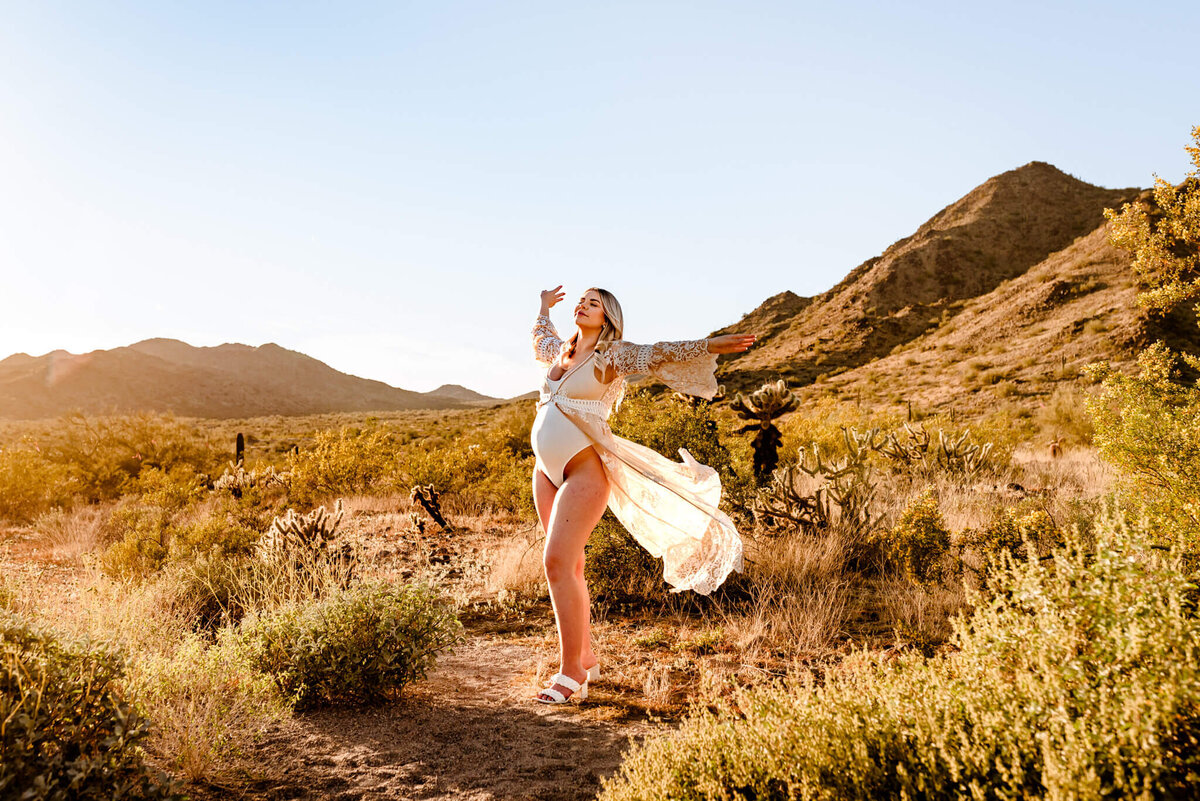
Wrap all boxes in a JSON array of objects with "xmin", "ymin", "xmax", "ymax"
[{"xmin": 4, "ymin": 133, "xmax": 1199, "ymax": 799}]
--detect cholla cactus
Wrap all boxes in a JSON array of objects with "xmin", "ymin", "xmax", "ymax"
[
  {"xmin": 410, "ymin": 484, "xmax": 452, "ymax": 532},
  {"xmin": 212, "ymin": 460, "xmax": 287, "ymax": 499},
  {"xmin": 876, "ymin": 424, "xmax": 932, "ymax": 471},
  {"xmin": 731, "ymin": 379, "xmax": 800, "ymax": 485},
  {"xmin": 261, "ymin": 499, "xmax": 345, "ymax": 556},
  {"xmin": 872, "ymin": 424, "xmax": 993, "ymax": 477},
  {"xmin": 756, "ymin": 428, "xmax": 878, "ymax": 536},
  {"xmin": 934, "ymin": 430, "xmax": 993, "ymax": 476}
]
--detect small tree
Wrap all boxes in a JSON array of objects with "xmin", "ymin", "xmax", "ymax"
[
  {"xmin": 1090, "ymin": 126, "xmax": 1200, "ymax": 547},
  {"xmin": 730, "ymin": 379, "xmax": 798, "ymax": 485}
]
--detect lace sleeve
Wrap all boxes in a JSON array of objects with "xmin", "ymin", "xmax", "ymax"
[
  {"xmin": 601, "ymin": 339, "xmax": 719, "ymax": 399},
  {"xmin": 532, "ymin": 314, "xmax": 564, "ymax": 365}
]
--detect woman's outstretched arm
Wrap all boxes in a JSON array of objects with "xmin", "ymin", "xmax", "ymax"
[
  {"xmin": 533, "ymin": 285, "xmax": 567, "ymax": 365},
  {"xmin": 602, "ymin": 333, "xmax": 756, "ymax": 377}
]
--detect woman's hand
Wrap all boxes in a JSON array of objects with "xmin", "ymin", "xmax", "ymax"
[
  {"xmin": 706, "ymin": 333, "xmax": 756, "ymax": 354},
  {"xmin": 540, "ymin": 285, "xmax": 565, "ymax": 314}
]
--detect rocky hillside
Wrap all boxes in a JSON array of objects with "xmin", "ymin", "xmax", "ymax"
[
  {"xmin": 708, "ymin": 163, "xmax": 1193, "ymax": 413},
  {"xmin": 0, "ymin": 339, "xmax": 496, "ymax": 420}
]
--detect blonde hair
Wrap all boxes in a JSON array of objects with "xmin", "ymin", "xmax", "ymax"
[{"xmin": 565, "ymin": 287, "xmax": 624, "ymax": 357}]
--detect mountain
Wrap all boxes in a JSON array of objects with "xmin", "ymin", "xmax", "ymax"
[
  {"xmin": 423, "ymin": 384, "xmax": 495, "ymax": 403},
  {"xmin": 708, "ymin": 163, "xmax": 1194, "ymax": 413},
  {"xmin": 0, "ymin": 339, "xmax": 497, "ymax": 420}
]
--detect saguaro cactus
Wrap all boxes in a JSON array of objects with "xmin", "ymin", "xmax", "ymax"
[
  {"xmin": 731, "ymin": 379, "xmax": 799, "ymax": 485},
  {"xmin": 235, "ymin": 432, "xmax": 245, "ymax": 466}
]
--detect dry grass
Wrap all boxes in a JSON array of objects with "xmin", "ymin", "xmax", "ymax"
[
  {"xmin": 30, "ymin": 506, "xmax": 105, "ymax": 563},
  {"xmin": 486, "ymin": 530, "xmax": 547, "ymax": 608}
]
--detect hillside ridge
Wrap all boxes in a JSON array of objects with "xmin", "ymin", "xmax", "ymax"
[
  {"xmin": 711, "ymin": 162, "xmax": 1146, "ymax": 401},
  {"xmin": 0, "ymin": 340, "xmax": 496, "ymax": 420}
]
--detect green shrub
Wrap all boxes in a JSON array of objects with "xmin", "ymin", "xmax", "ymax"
[
  {"xmin": 883, "ymin": 490, "xmax": 951, "ymax": 585},
  {"xmin": 600, "ymin": 516, "xmax": 1200, "ymax": 800},
  {"xmin": 102, "ymin": 494, "xmax": 262, "ymax": 584},
  {"xmin": 584, "ymin": 513, "xmax": 669, "ymax": 604},
  {"xmin": 611, "ymin": 389, "xmax": 735, "ymax": 483},
  {"xmin": 0, "ymin": 612, "xmax": 178, "ymax": 800},
  {"xmin": 0, "ymin": 444, "xmax": 75, "ymax": 523},
  {"xmin": 169, "ymin": 513, "xmax": 259, "ymax": 561},
  {"xmin": 239, "ymin": 581, "xmax": 462, "ymax": 709},
  {"xmin": 101, "ymin": 503, "xmax": 174, "ymax": 581},
  {"xmin": 959, "ymin": 504, "xmax": 1060, "ymax": 568},
  {"xmin": 1088, "ymin": 344, "xmax": 1200, "ymax": 549},
  {"xmin": 42, "ymin": 412, "xmax": 221, "ymax": 503},
  {"xmin": 286, "ymin": 424, "xmax": 402, "ymax": 507},
  {"xmin": 405, "ymin": 439, "xmax": 534, "ymax": 514}
]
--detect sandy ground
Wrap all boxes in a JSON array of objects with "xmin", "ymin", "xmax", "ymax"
[{"xmin": 186, "ymin": 635, "xmax": 660, "ymax": 801}]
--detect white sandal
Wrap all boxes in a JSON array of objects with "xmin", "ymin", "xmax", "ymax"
[
  {"xmin": 585, "ymin": 662, "xmax": 601, "ymax": 683},
  {"xmin": 535, "ymin": 672, "xmax": 588, "ymax": 704}
]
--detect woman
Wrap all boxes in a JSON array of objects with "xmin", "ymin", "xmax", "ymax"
[{"xmin": 531, "ymin": 285, "xmax": 755, "ymax": 704}]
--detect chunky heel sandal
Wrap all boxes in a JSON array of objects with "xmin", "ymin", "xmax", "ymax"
[
  {"xmin": 535, "ymin": 673, "xmax": 588, "ymax": 704},
  {"xmin": 586, "ymin": 663, "xmax": 601, "ymax": 683}
]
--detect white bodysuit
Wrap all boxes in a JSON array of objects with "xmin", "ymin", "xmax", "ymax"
[{"xmin": 529, "ymin": 313, "xmax": 744, "ymax": 595}]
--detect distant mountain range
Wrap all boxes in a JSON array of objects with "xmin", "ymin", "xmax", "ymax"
[
  {"xmin": 710, "ymin": 162, "xmax": 1200, "ymax": 412},
  {"xmin": 0, "ymin": 339, "xmax": 497, "ymax": 420},
  {"xmin": 8, "ymin": 162, "xmax": 1194, "ymax": 422}
]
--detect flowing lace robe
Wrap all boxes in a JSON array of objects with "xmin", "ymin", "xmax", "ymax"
[{"xmin": 532, "ymin": 314, "xmax": 744, "ymax": 595}]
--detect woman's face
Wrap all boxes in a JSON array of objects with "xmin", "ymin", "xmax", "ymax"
[{"xmin": 574, "ymin": 290, "xmax": 605, "ymax": 330}]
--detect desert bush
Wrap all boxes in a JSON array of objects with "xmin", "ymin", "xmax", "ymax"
[
  {"xmin": 170, "ymin": 511, "xmax": 259, "ymax": 561},
  {"xmin": 489, "ymin": 399, "xmax": 536, "ymax": 459},
  {"xmin": 0, "ymin": 612, "xmax": 178, "ymax": 800},
  {"xmin": 39, "ymin": 412, "xmax": 220, "ymax": 503},
  {"xmin": 881, "ymin": 489, "xmax": 952, "ymax": 586},
  {"xmin": 729, "ymin": 533, "xmax": 856, "ymax": 655},
  {"xmin": 102, "ymin": 494, "xmax": 260, "ymax": 583},
  {"xmin": 126, "ymin": 631, "xmax": 288, "ymax": 782},
  {"xmin": 955, "ymin": 502, "xmax": 1061, "ymax": 572},
  {"xmin": 611, "ymin": 388, "xmax": 735, "ymax": 483},
  {"xmin": 286, "ymin": 424, "xmax": 403, "ymax": 507},
  {"xmin": 160, "ymin": 553, "xmax": 256, "ymax": 630},
  {"xmin": 101, "ymin": 502, "xmax": 174, "ymax": 581},
  {"xmin": 584, "ymin": 513, "xmax": 670, "ymax": 605},
  {"xmin": 1035, "ymin": 384, "xmax": 1095, "ymax": 446},
  {"xmin": 406, "ymin": 438, "xmax": 535, "ymax": 515},
  {"xmin": 238, "ymin": 581, "xmax": 462, "ymax": 709},
  {"xmin": 0, "ymin": 443, "xmax": 75, "ymax": 523},
  {"xmin": 600, "ymin": 515, "xmax": 1200, "ymax": 800},
  {"xmin": 1088, "ymin": 344, "xmax": 1200, "ymax": 548},
  {"xmin": 1093, "ymin": 126, "xmax": 1200, "ymax": 550}
]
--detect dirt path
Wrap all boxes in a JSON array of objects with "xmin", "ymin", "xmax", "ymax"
[{"xmin": 196, "ymin": 634, "xmax": 662, "ymax": 801}]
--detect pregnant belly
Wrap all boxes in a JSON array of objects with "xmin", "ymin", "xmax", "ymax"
[{"xmin": 531, "ymin": 404, "xmax": 593, "ymax": 467}]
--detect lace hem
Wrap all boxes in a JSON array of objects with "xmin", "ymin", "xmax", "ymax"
[{"xmin": 532, "ymin": 313, "xmax": 563, "ymax": 365}]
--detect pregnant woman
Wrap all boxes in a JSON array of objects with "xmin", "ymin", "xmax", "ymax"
[{"xmin": 530, "ymin": 285, "xmax": 754, "ymax": 704}]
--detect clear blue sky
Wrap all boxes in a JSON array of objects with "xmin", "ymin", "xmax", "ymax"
[{"xmin": 2, "ymin": 1, "xmax": 1197, "ymax": 398}]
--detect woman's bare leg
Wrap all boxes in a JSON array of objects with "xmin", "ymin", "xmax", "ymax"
[
  {"xmin": 538, "ymin": 448, "xmax": 609, "ymax": 700},
  {"xmin": 534, "ymin": 467, "xmax": 598, "ymax": 682}
]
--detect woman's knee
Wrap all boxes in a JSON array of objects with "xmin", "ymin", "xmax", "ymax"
[{"xmin": 543, "ymin": 550, "xmax": 573, "ymax": 584}]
